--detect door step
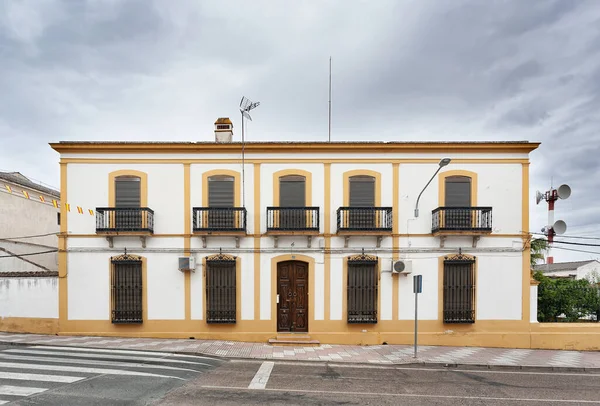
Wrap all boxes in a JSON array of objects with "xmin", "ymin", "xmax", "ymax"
[{"xmin": 268, "ymin": 334, "xmax": 320, "ymax": 346}]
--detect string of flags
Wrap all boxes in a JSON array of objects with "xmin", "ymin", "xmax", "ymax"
[{"xmin": 3, "ymin": 183, "xmax": 94, "ymax": 215}]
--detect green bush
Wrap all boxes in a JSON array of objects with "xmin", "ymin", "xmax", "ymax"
[{"xmin": 534, "ymin": 271, "xmax": 600, "ymax": 322}]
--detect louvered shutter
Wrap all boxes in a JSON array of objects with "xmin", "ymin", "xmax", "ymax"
[
  {"xmin": 445, "ymin": 176, "xmax": 471, "ymax": 207},
  {"xmin": 115, "ymin": 177, "xmax": 141, "ymax": 208},
  {"xmin": 280, "ymin": 176, "xmax": 306, "ymax": 207},
  {"xmin": 349, "ymin": 176, "xmax": 375, "ymax": 207},
  {"xmin": 208, "ymin": 176, "xmax": 234, "ymax": 207}
]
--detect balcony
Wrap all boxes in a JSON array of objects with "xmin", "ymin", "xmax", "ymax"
[
  {"xmin": 96, "ymin": 207, "xmax": 154, "ymax": 248},
  {"xmin": 432, "ymin": 207, "xmax": 492, "ymax": 247},
  {"xmin": 266, "ymin": 206, "xmax": 319, "ymax": 238},
  {"xmin": 192, "ymin": 207, "xmax": 247, "ymax": 234},
  {"xmin": 337, "ymin": 207, "xmax": 393, "ymax": 233}
]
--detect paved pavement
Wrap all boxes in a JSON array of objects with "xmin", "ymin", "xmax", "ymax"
[
  {"xmin": 160, "ymin": 360, "xmax": 600, "ymax": 405},
  {"xmin": 0, "ymin": 343, "xmax": 221, "ymax": 405},
  {"xmin": 1, "ymin": 332, "xmax": 599, "ymax": 370}
]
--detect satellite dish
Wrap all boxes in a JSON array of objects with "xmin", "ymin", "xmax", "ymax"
[
  {"xmin": 240, "ymin": 110, "xmax": 253, "ymax": 121},
  {"xmin": 393, "ymin": 261, "xmax": 406, "ymax": 272},
  {"xmin": 553, "ymin": 220, "xmax": 567, "ymax": 235},
  {"xmin": 535, "ymin": 191, "xmax": 544, "ymax": 205},
  {"xmin": 557, "ymin": 184, "xmax": 571, "ymax": 200}
]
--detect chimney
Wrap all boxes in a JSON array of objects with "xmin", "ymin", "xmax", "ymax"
[{"xmin": 214, "ymin": 117, "xmax": 233, "ymax": 142}]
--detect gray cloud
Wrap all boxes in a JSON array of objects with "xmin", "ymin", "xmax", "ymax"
[{"xmin": 1, "ymin": 0, "xmax": 600, "ymax": 260}]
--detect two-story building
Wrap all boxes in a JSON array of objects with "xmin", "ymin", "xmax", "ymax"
[{"xmin": 49, "ymin": 121, "xmax": 539, "ymax": 347}]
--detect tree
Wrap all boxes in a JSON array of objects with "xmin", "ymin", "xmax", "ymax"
[
  {"xmin": 534, "ymin": 271, "xmax": 600, "ymax": 322},
  {"xmin": 530, "ymin": 238, "xmax": 548, "ymax": 266}
]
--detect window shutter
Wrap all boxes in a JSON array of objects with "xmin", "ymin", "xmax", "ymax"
[
  {"xmin": 115, "ymin": 177, "xmax": 141, "ymax": 208},
  {"xmin": 208, "ymin": 176, "xmax": 234, "ymax": 207},
  {"xmin": 280, "ymin": 176, "xmax": 306, "ymax": 207},
  {"xmin": 349, "ymin": 176, "xmax": 375, "ymax": 207},
  {"xmin": 445, "ymin": 176, "xmax": 471, "ymax": 207}
]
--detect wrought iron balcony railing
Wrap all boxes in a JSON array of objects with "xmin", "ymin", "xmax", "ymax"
[
  {"xmin": 192, "ymin": 207, "xmax": 247, "ymax": 233},
  {"xmin": 431, "ymin": 207, "xmax": 492, "ymax": 233},
  {"xmin": 96, "ymin": 207, "xmax": 154, "ymax": 233},
  {"xmin": 266, "ymin": 207, "xmax": 320, "ymax": 232},
  {"xmin": 337, "ymin": 207, "xmax": 393, "ymax": 232}
]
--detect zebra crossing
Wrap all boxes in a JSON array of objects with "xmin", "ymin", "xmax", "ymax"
[{"xmin": 0, "ymin": 345, "xmax": 222, "ymax": 405}]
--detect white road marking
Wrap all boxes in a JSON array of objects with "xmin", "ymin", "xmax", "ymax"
[
  {"xmin": 31, "ymin": 345, "xmax": 217, "ymax": 360},
  {"xmin": 5, "ymin": 349, "xmax": 213, "ymax": 366},
  {"xmin": 248, "ymin": 361, "xmax": 274, "ymax": 390},
  {"xmin": 0, "ymin": 362, "xmax": 184, "ymax": 380},
  {"xmin": 0, "ymin": 371, "xmax": 84, "ymax": 383},
  {"xmin": 0, "ymin": 400, "xmax": 8, "ymax": 404},
  {"xmin": 205, "ymin": 385, "xmax": 600, "ymax": 403},
  {"xmin": 0, "ymin": 353, "xmax": 200, "ymax": 372},
  {"xmin": 0, "ymin": 385, "xmax": 47, "ymax": 396}
]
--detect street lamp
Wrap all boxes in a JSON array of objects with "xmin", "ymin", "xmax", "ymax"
[{"xmin": 414, "ymin": 158, "xmax": 451, "ymax": 218}]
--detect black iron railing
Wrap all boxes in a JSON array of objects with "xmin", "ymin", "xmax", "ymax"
[
  {"xmin": 266, "ymin": 207, "xmax": 320, "ymax": 232},
  {"xmin": 206, "ymin": 256, "xmax": 237, "ymax": 324},
  {"xmin": 347, "ymin": 255, "xmax": 378, "ymax": 324},
  {"xmin": 192, "ymin": 207, "xmax": 247, "ymax": 232},
  {"xmin": 443, "ymin": 258, "xmax": 476, "ymax": 324},
  {"xmin": 337, "ymin": 207, "xmax": 393, "ymax": 232},
  {"xmin": 432, "ymin": 207, "xmax": 492, "ymax": 233},
  {"xmin": 96, "ymin": 208, "xmax": 154, "ymax": 233}
]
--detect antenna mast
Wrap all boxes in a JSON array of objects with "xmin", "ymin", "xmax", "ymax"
[
  {"xmin": 328, "ymin": 56, "xmax": 332, "ymax": 142},
  {"xmin": 239, "ymin": 96, "xmax": 260, "ymax": 208}
]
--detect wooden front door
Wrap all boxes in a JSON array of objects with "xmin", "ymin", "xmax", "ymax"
[{"xmin": 277, "ymin": 261, "xmax": 308, "ymax": 332}]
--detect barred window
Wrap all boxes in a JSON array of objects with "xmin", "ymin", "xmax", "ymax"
[
  {"xmin": 111, "ymin": 254, "xmax": 143, "ymax": 324},
  {"xmin": 347, "ymin": 254, "xmax": 378, "ymax": 324},
  {"xmin": 443, "ymin": 255, "xmax": 476, "ymax": 323},
  {"xmin": 206, "ymin": 254, "xmax": 237, "ymax": 323}
]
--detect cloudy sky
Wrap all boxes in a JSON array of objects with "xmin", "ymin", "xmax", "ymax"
[{"xmin": 1, "ymin": 0, "xmax": 599, "ymax": 261}]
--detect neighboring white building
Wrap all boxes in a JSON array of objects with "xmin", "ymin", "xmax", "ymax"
[
  {"xmin": 40, "ymin": 119, "xmax": 543, "ymax": 348},
  {"xmin": 533, "ymin": 260, "xmax": 600, "ymax": 281},
  {"xmin": 0, "ymin": 171, "xmax": 60, "ymax": 273}
]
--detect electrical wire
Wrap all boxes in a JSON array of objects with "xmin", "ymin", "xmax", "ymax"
[
  {"xmin": 552, "ymin": 246, "xmax": 600, "ymax": 256},
  {"xmin": 551, "ymin": 240, "xmax": 600, "ymax": 248},
  {"xmin": 0, "ymin": 249, "xmax": 58, "ymax": 258},
  {"xmin": 1, "ymin": 232, "xmax": 58, "ymax": 240},
  {"xmin": 530, "ymin": 232, "xmax": 600, "ymax": 241}
]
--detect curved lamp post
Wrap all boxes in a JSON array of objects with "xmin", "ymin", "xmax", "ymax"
[{"xmin": 414, "ymin": 158, "xmax": 451, "ymax": 218}]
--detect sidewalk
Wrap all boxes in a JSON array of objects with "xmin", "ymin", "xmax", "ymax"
[{"xmin": 1, "ymin": 332, "xmax": 599, "ymax": 370}]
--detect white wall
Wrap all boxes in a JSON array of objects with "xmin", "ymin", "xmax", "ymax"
[
  {"xmin": 530, "ymin": 285, "xmax": 538, "ymax": 323},
  {"xmin": 398, "ymin": 163, "xmax": 523, "ymax": 235},
  {"xmin": 476, "ymin": 255, "xmax": 522, "ymax": 320},
  {"xmin": 67, "ymin": 163, "xmax": 184, "ymax": 235},
  {"xmin": 0, "ymin": 277, "xmax": 58, "ymax": 318}
]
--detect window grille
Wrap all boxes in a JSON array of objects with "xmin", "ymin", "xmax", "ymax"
[
  {"xmin": 443, "ymin": 254, "xmax": 476, "ymax": 323},
  {"xmin": 347, "ymin": 253, "xmax": 378, "ymax": 323},
  {"xmin": 111, "ymin": 254, "xmax": 143, "ymax": 324},
  {"xmin": 206, "ymin": 254, "xmax": 237, "ymax": 323}
]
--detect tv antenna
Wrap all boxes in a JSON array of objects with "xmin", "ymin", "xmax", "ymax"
[{"xmin": 239, "ymin": 96, "xmax": 260, "ymax": 207}]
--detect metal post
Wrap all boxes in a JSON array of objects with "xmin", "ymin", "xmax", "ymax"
[
  {"xmin": 241, "ymin": 111, "xmax": 245, "ymax": 208},
  {"xmin": 414, "ymin": 288, "xmax": 418, "ymax": 358}
]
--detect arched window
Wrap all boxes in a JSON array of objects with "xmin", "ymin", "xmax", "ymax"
[
  {"xmin": 445, "ymin": 176, "xmax": 471, "ymax": 207},
  {"xmin": 349, "ymin": 175, "xmax": 375, "ymax": 207},
  {"xmin": 208, "ymin": 175, "xmax": 234, "ymax": 208},
  {"xmin": 279, "ymin": 175, "xmax": 306, "ymax": 207},
  {"xmin": 115, "ymin": 176, "xmax": 141, "ymax": 208}
]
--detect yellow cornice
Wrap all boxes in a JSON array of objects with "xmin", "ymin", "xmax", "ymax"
[{"xmin": 49, "ymin": 141, "xmax": 540, "ymax": 155}]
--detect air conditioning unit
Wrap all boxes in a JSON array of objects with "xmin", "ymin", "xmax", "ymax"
[
  {"xmin": 178, "ymin": 256, "xmax": 196, "ymax": 272},
  {"xmin": 392, "ymin": 260, "xmax": 412, "ymax": 275}
]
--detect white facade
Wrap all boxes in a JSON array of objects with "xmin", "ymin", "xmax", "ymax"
[
  {"xmin": 0, "ymin": 276, "xmax": 58, "ymax": 319},
  {"xmin": 49, "ymin": 140, "xmax": 538, "ymax": 346}
]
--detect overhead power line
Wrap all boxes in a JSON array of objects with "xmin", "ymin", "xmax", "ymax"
[
  {"xmin": 551, "ymin": 240, "xmax": 600, "ymax": 248},
  {"xmin": 530, "ymin": 232, "xmax": 600, "ymax": 241},
  {"xmin": 552, "ymin": 246, "xmax": 600, "ymax": 256},
  {"xmin": 0, "ymin": 249, "xmax": 57, "ymax": 259}
]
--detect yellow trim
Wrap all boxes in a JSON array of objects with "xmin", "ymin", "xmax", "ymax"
[
  {"xmin": 63, "ymin": 232, "xmax": 528, "ymax": 239},
  {"xmin": 522, "ymin": 163, "xmax": 531, "ymax": 323},
  {"xmin": 324, "ymin": 164, "xmax": 331, "ymax": 321},
  {"xmin": 184, "ymin": 164, "xmax": 191, "ymax": 320},
  {"xmin": 201, "ymin": 169, "xmax": 241, "ymax": 207},
  {"xmin": 438, "ymin": 169, "xmax": 478, "ymax": 207},
  {"xmin": 392, "ymin": 163, "xmax": 399, "ymax": 321},
  {"xmin": 0, "ymin": 317, "xmax": 59, "ymax": 335},
  {"xmin": 272, "ymin": 169, "xmax": 313, "ymax": 206},
  {"xmin": 59, "ymin": 163, "xmax": 68, "ymax": 327},
  {"xmin": 254, "ymin": 163, "xmax": 261, "ymax": 320},
  {"xmin": 270, "ymin": 254, "xmax": 315, "ymax": 333},
  {"xmin": 342, "ymin": 169, "xmax": 382, "ymax": 207},
  {"xmin": 108, "ymin": 256, "xmax": 148, "ymax": 323},
  {"xmin": 51, "ymin": 142, "xmax": 540, "ymax": 154},
  {"xmin": 342, "ymin": 255, "xmax": 381, "ymax": 324},
  {"xmin": 438, "ymin": 254, "xmax": 477, "ymax": 323},
  {"xmin": 108, "ymin": 169, "xmax": 148, "ymax": 207},
  {"xmin": 202, "ymin": 255, "xmax": 242, "ymax": 324}
]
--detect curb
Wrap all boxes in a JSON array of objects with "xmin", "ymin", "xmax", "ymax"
[{"xmin": 1, "ymin": 340, "xmax": 599, "ymax": 373}]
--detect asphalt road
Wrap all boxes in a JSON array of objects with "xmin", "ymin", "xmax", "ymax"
[
  {"xmin": 0, "ymin": 344, "xmax": 222, "ymax": 405},
  {"xmin": 157, "ymin": 359, "xmax": 600, "ymax": 406}
]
